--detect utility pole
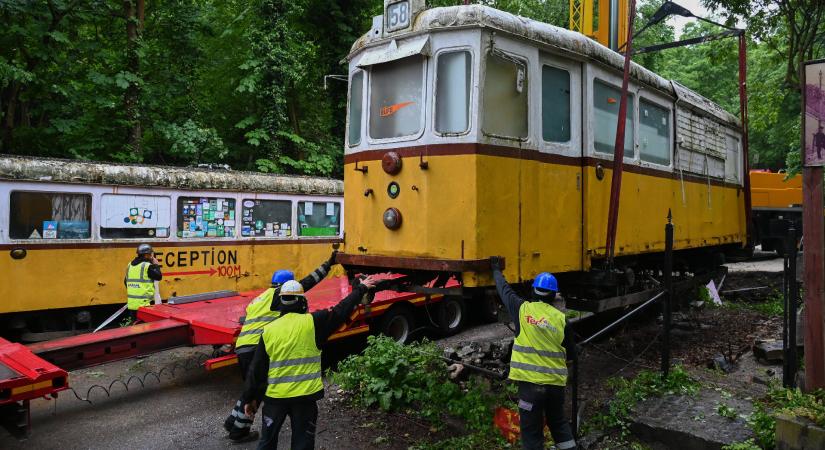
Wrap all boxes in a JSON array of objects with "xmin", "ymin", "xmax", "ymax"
[{"xmin": 802, "ymin": 60, "xmax": 825, "ymax": 391}]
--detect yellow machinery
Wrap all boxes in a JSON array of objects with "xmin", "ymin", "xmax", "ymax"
[
  {"xmin": 570, "ymin": 0, "xmax": 629, "ymax": 51},
  {"xmin": 749, "ymin": 170, "xmax": 802, "ymax": 254}
]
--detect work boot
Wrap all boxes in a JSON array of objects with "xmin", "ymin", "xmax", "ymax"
[
  {"xmin": 229, "ymin": 430, "xmax": 258, "ymax": 444},
  {"xmin": 223, "ymin": 417, "xmax": 234, "ymax": 433}
]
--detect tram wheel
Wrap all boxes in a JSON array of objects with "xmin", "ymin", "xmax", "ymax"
[{"xmin": 379, "ymin": 304, "xmax": 415, "ymax": 344}]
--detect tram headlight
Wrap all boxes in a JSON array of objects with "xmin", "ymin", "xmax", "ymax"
[
  {"xmin": 383, "ymin": 207, "xmax": 402, "ymax": 230},
  {"xmin": 382, "ymin": 151, "xmax": 402, "ymax": 175}
]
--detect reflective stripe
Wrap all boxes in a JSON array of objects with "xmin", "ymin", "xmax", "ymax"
[
  {"xmin": 243, "ymin": 316, "xmax": 277, "ymax": 325},
  {"xmin": 318, "ymin": 265, "xmax": 327, "ymax": 276},
  {"xmin": 234, "ymin": 420, "xmax": 252, "ymax": 429},
  {"xmin": 512, "ymin": 344, "xmax": 566, "ymax": 359},
  {"xmin": 125, "ymin": 278, "xmax": 147, "ymax": 283},
  {"xmin": 268, "ymin": 356, "xmax": 321, "ymax": 370},
  {"xmin": 556, "ymin": 439, "xmax": 577, "ymax": 449},
  {"xmin": 234, "ymin": 345, "xmax": 257, "ymax": 354},
  {"xmin": 310, "ymin": 271, "xmax": 321, "ymax": 282},
  {"xmin": 127, "ymin": 294, "xmax": 154, "ymax": 299},
  {"xmin": 237, "ymin": 329, "xmax": 265, "ymax": 337},
  {"xmin": 510, "ymin": 361, "xmax": 568, "ymax": 376},
  {"xmin": 267, "ymin": 372, "xmax": 322, "ymax": 385}
]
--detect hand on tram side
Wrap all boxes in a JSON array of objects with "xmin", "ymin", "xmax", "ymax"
[
  {"xmin": 328, "ymin": 250, "xmax": 339, "ymax": 266},
  {"xmin": 359, "ymin": 275, "xmax": 379, "ymax": 289},
  {"xmin": 490, "ymin": 256, "xmax": 504, "ymax": 272}
]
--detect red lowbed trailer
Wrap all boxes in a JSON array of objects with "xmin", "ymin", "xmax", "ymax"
[{"xmin": 1, "ymin": 276, "xmax": 455, "ymax": 436}]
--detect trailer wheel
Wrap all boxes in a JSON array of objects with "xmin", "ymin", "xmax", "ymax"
[
  {"xmin": 379, "ymin": 304, "xmax": 415, "ymax": 344},
  {"xmin": 478, "ymin": 293, "xmax": 500, "ymax": 323},
  {"xmin": 436, "ymin": 296, "xmax": 466, "ymax": 336}
]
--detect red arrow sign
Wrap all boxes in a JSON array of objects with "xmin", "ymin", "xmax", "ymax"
[{"xmin": 165, "ymin": 267, "xmax": 217, "ymax": 277}]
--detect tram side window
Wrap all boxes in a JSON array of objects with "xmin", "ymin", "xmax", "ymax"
[
  {"xmin": 297, "ymin": 201, "xmax": 340, "ymax": 237},
  {"xmin": 241, "ymin": 199, "xmax": 292, "ymax": 238},
  {"xmin": 100, "ymin": 194, "xmax": 171, "ymax": 239},
  {"xmin": 10, "ymin": 191, "xmax": 91, "ymax": 239},
  {"xmin": 177, "ymin": 197, "xmax": 236, "ymax": 238},
  {"xmin": 483, "ymin": 53, "xmax": 528, "ymax": 139},
  {"xmin": 542, "ymin": 65, "xmax": 571, "ymax": 142},
  {"xmin": 435, "ymin": 50, "xmax": 471, "ymax": 134},
  {"xmin": 593, "ymin": 79, "xmax": 635, "ymax": 158},
  {"xmin": 725, "ymin": 134, "xmax": 741, "ymax": 182},
  {"xmin": 639, "ymin": 99, "xmax": 671, "ymax": 166},
  {"xmin": 348, "ymin": 71, "xmax": 364, "ymax": 146},
  {"xmin": 369, "ymin": 55, "xmax": 424, "ymax": 139}
]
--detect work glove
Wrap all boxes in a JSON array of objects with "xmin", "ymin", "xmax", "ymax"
[
  {"xmin": 490, "ymin": 256, "xmax": 504, "ymax": 272},
  {"xmin": 328, "ymin": 250, "xmax": 339, "ymax": 266}
]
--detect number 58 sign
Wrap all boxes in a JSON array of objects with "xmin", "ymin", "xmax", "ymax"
[{"xmin": 384, "ymin": 0, "xmax": 425, "ymax": 33}]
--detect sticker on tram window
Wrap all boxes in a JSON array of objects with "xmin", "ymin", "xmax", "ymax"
[
  {"xmin": 177, "ymin": 197, "xmax": 236, "ymax": 238},
  {"xmin": 298, "ymin": 201, "xmax": 340, "ymax": 237},
  {"xmin": 241, "ymin": 199, "xmax": 292, "ymax": 238},
  {"xmin": 10, "ymin": 191, "xmax": 92, "ymax": 240},
  {"xmin": 101, "ymin": 194, "xmax": 172, "ymax": 239}
]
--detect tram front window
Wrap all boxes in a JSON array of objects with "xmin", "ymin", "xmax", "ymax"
[
  {"xmin": 10, "ymin": 191, "xmax": 91, "ymax": 240},
  {"xmin": 369, "ymin": 55, "xmax": 424, "ymax": 139}
]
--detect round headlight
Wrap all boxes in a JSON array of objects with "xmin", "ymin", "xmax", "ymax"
[
  {"xmin": 382, "ymin": 151, "xmax": 403, "ymax": 175},
  {"xmin": 383, "ymin": 207, "xmax": 402, "ymax": 230}
]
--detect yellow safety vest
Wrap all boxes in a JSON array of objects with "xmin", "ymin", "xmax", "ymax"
[
  {"xmin": 125, "ymin": 262, "xmax": 155, "ymax": 311},
  {"xmin": 509, "ymin": 301, "xmax": 568, "ymax": 386},
  {"xmin": 262, "ymin": 313, "xmax": 323, "ymax": 399},
  {"xmin": 235, "ymin": 288, "xmax": 279, "ymax": 349}
]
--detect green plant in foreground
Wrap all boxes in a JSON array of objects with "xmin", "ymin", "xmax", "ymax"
[
  {"xmin": 332, "ymin": 335, "xmax": 509, "ymax": 442},
  {"xmin": 717, "ymin": 403, "xmax": 738, "ymax": 420},
  {"xmin": 724, "ymin": 386, "xmax": 825, "ymax": 449},
  {"xmin": 588, "ymin": 366, "xmax": 700, "ymax": 438}
]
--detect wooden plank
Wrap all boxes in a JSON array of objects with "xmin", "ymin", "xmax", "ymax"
[{"xmin": 803, "ymin": 166, "xmax": 825, "ymax": 390}]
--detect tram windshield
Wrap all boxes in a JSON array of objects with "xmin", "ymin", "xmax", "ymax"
[{"xmin": 369, "ymin": 55, "xmax": 424, "ymax": 139}]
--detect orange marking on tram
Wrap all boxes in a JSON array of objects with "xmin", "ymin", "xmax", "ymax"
[{"xmin": 380, "ymin": 101, "xmax": 415, "ymax": 117}]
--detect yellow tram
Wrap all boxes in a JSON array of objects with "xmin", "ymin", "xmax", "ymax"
[
  {"xmin": 338, "ymin": 2, "xmax": 746, "ymax": 298},
  {"xmin": 1, "ymin": 157, "xmax": 342, "ymax": 339}
]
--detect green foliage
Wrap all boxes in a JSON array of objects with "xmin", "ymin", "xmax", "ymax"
[
  {"xmin": 724, "ymin": 386, "xmax": 825, "ymax": 449},
  {"xmin": 717, "ymin": 402, "xmax": 738, "ymax": 420},
  {"xmin": 333, "ymin": 335, "xmax": 511, "ymax": 447},
  {"xmin": 723, "ymin": 290, "xmax": 784, "ymax": 317},
  {"xmin": 589, "ymin": 366, "xmax": 700, "ymax": 437},
  {"xmin": 722, "ymin": 439, "xmax": 761, "ymax": 450}
]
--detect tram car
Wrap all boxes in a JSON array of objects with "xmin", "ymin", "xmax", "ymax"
[
  {"xmin": 337, "ymin": 2, "xmax": 747, "ymax": 303},
  {"xmin": 0, "ymin": 156, "xmax": 343, "ymax": 340}
]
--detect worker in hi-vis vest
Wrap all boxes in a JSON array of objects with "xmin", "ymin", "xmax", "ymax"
[
  {"xmin": 491, "ymin": 257, "xmax": 577, "ymax": 450},
  {"xmin": 223, "ymin": 253, "xmax": 336, "ymax": 443},
  {"xmin": 241, "ymin": 274, "xmax": 385, "ymax": 450},
  {"xmin": 123, "ymin": 244, "xmax": 162, "ymax": 323}
]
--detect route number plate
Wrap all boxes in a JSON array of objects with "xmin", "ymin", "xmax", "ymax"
[{"xmin": 386, "ymin": 1, "xmax": 410, "ymax": 32}]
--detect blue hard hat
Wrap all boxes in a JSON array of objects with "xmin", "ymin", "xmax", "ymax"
[
  {"xmin": 532, "ymin": 272, "xmax": 558, "ymax": 294},
  {"xmin": 271, "ymin": 270, "xmax": 294, "ymax": 285}
]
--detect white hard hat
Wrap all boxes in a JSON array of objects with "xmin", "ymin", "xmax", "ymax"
[{"xmin": 279, "ymin": 280, "xmax": 305, "ymax": 298}]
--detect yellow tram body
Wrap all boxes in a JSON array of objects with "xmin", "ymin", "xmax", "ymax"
[
  {"xmin": 1, "ymin": 157, "xmax": 343, "ymax": 334},
  {"xmin": 340, "ymin": 3, "xmax": 746, "ymax": 288}
]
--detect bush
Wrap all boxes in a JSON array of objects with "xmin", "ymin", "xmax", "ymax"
[{"xmin": 331, "ymin": 335, "xmax": 511, "ymax": 441}]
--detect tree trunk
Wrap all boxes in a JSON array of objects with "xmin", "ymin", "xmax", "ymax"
[{"xmin": 124, "ymin": 0, "xmax": 144, "ymax": 157}]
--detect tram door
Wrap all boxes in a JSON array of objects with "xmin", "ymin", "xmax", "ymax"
[{"xmin": 519, "ymin": 55, "xmax": 583, "ymax": 278}]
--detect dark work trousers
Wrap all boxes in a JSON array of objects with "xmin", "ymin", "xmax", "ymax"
[
  {"xmin": 256, "ymin": 399, "xmax": 318, "ymax": 450},
  {"xmin": 517, "ymin": 381, "xmax": 576, "ymax": 450},
  {"xmin": 224, "ymin": 350, "xmax": 256, "ymax": 439}
]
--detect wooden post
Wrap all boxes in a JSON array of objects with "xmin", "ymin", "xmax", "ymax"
[{"xmin": 803, "ymin": 166, "xmax": 825, "ymax": 390}]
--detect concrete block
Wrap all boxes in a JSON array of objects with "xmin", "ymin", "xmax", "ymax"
[{"xmin": 776, "ymin": 414, "xmax": 825, "ymax": 450}]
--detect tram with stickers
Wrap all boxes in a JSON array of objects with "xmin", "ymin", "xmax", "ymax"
[
  {"xmin": 0, "ymin": 156, "xmax": 343, "ymax": 340},
  {"xmin": 336, "ymin": 2, "xmax": 748, "ymax": 307}
]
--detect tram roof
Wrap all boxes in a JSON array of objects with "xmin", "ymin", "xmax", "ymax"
[
  {"xmin": 0, "ymin": 156, "xmax": 343, "ymax": 195},
  {"xmin": 348, "ymin": 4, "xmax": 740, "ymax": 128}
]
